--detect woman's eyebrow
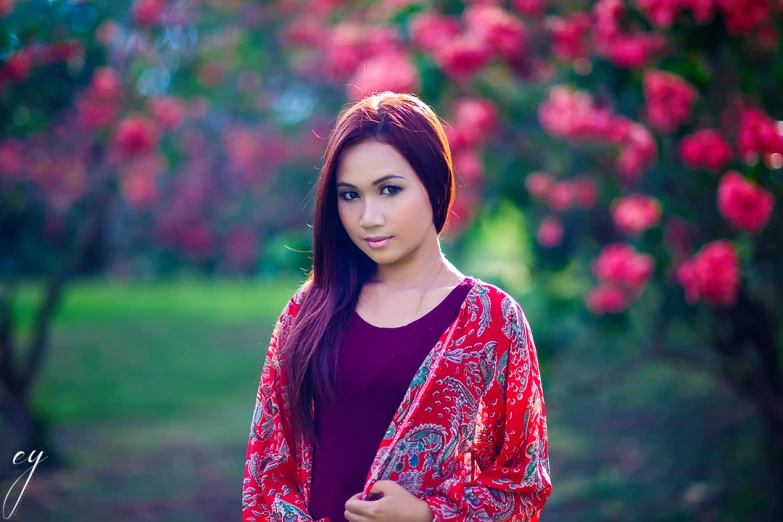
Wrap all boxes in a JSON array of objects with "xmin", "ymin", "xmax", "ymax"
[{"xmin": 336, "ymin": 174, "xmax": 404, "ymax": 188}]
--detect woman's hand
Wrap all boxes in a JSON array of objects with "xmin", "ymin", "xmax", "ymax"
[{"xmin": 344, "ymin": 480, "xmax": 433, "ymax": 522}]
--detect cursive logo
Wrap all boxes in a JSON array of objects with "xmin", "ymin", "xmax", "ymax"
[{"xmin": 2, "ymin": 450, "xmax": 47, "ymax": 520}]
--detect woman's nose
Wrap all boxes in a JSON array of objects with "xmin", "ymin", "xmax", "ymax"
[{"xmin": 359, "ymin": 199, "xmax": 385, "ymax": 228}]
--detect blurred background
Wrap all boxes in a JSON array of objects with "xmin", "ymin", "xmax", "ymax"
[{"xmin": 1, "ymin": 0, "xmax": 782, "ymax": 520}]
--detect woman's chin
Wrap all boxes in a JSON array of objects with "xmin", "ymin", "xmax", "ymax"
[{"xmin": 364, "ymin": 248, "xmax": 399, "ymax": 264}]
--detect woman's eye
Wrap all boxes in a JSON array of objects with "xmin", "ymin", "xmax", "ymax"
[{"xmin": 339, "ymin": 185, "xmax": 401, "ymax": 201}]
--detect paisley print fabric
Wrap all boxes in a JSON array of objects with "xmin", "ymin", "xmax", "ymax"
[{"xmin": 242, "ymin": 279, "xmax": 552, "ymax": 521}]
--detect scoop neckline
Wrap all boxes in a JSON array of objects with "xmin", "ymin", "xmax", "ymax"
[{"xmin": 355, "ymin": 276, "xmax": 475, "ymax": 330}]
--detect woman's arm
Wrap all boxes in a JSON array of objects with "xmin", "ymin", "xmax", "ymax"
[
  {"xmin": 422, "ymin": 299, "xmax": 552, "ymax": 521},
  {"xmin": 242, "ymin": 289, "xmax": 324, "ymax": 522}
]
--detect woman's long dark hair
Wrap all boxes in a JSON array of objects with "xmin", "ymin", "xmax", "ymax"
[{"xmin": 282, "ymin": 91, "xmax": 457, "ymax": 444}]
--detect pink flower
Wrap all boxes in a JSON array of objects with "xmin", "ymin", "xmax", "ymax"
[
  {"xmin": 525, "ymin": 171, "xmax": 555, "ymax": 199},
  {"xmin": 593, "ymin": 243, "xmax": 655, "ymax": 293},
  {"xmin": 0, "ymin": 138, "xmax": 23, "ymax": 176},
  {"xmin": 716, "ymin": 0, "xmax": 769, "ymax": 34},
  {"xmin": 573, "ymin": 176, "xmax": 598, "ymax": 209},
  {"xmin": 611, "ymin": 194, "xmax": 662, "ymax": 236},
  {"xmin": 432, "ymin": 33, "xmax": 491, "ymax": 79},
  {"xmin": 119, "ymin": 154, "xmax": 165, "ymax": 208},
  {"xmin": 748, "ymin": 18, "xmax": 780, "ymax": 51},
  {"xmin": 0, "ymin": 51, "xmax": 31, "ymax": 84},
  {"xmin": 678, "ymin": 129, "xmax": 733, "ymax": 171},
  {"xmin": 0, "ymin": 0, "xmax": 14, "ymax": 17},
  {"xmin": 643, "ymin": 69, "xmax": 699, "ymax": 133},
  {"xmin": 302, "ymin": 0, "xmax": 343, "ymax": 17},
  {"xmin": 113, "ymin": 114, "xmax": 160, "ymax": 158},
  {"xmin": 616, "ymin": 149, "xmax": 647, "ymax": 184},
  {"xmin": 77, "ymin": 99, "xmax": 119, "ymax": 130},
  {"xmin": 539, "ymin": 87, "xmax": 657, "ymax": 182},
  {"xmin": 325, "ymin": 22, "xmax": 365, "ymax": 81},
  {"xmin": 585, "ymin": 285, "xmax": 628, "ymax": 314},
  {"xmin": 121, "ymin": 171, "xmax": 158, "ymax": 207},
  {"xmin": 37, "ymin": 41, "xmax": 84, "ymax": 63},
  {"xmin": 537, "ymin": 215, "xmax": 564, "ymax": 247},
  {"xmin": 548, "ymin": 181, "xmax": 577, "ymax": 211},
  {"xmin": 615, "ymin": 121, "xmax": 657, "ymax": 183},
  {"xmin": 224, "ymin": 128, "xmax": 260, "ymax": 173},
  {"xmin": 96, "ymin": 21, "xmax": 120, "ymax": 45},
  {"xmin": 464, "ymin": 4, "xmax": 528, "ymax": 62},
  {"xmin": 452, "ymin": 98, "xmax": 498, "ymax": 146},
  {"xmin": 364, "ymin": 26, "xmax": 404, "ymax": 58},
  {"xmin": 737, "ymin": 107, "xmax": 783, "ymax": 162},
  {"xmin": 281, "ymin": 16, "xmax": 325, "ymax": 47},
  {"xmin": 634, "ymin": 0, "xmax": 681, "ymax": 27},
  {"xmin": 602, "ymin": 33, "xmax": 669, "ymax": 69},
  {"xmin": 132, "ymin": 0, "xmax": 164, "ymax": 26},
  {"xmin": 444, "ymin": 125, "xmax": 469, "ymax": 151},
  {"xmin": 77, "ymin": 68, "xmax": 125, "ymax": 130},
  {"xmin": 547, "ymin": 12, "xmax": 593, "ymax": 62},
  {"xmin": 512, "ymin": 0, "xmax": 545, "ymax": 16},
  {"xmin": 147, "ymin": 96, "xmax": 186, "ymax": 130},
  {"xmin": 409, "ymin": 12, "xmax": 462, "ymax": 53},
  {"xmin": 685, "ymin": 0, "xmax": 718, "ymax": 23},
  {"xmin": 593, "ymin": 0, "xmax": 626, "ymax": 40},
  {"xmin": 677, "ymin": 241, "xmax": 739, "ymax": 305},
  {"xmin": 634, "ymin": 0, "xmax": 716, "ymax": 27},
  {"xmin": 717, "ymin": 171, "xmax": 775, "ymax": 234},
  {"xmin": 538, "ymin": 86, "xmax": 614, "ymax": 140},
  {"xmin": 623, "ymin": 254, "xmax": 656, "ymax": 291},
  {"xmin": 453, "ymin": 149, "xmax": 484, "ymax": 183},
  {"xmin": 593, "ymin": 0, "xmax": 669, "ymax": 69},
  {"xmin": 91, "ymin": 67, "xmax": 123, "ymax": 98},
  {"xmin": 347, "ymin": 52, "xmax": 419, "ymax": 101}
]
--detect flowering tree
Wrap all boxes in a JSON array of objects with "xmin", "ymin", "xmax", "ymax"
[
  {"xmin": 0, "ymin": 0, "xmax": 326, "ymax": 457},
  {"xmin": 271, "ymin": 0, "xmax": 783, "ymax": 512}
]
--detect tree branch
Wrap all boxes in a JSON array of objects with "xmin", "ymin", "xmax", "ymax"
[
  {"xmin": 0, "ymin": 284, "xmax": 16, "ymax": 394},
  {"xmin": 18, "ymin": 147, "xmax": 113, "ymax": 402}
]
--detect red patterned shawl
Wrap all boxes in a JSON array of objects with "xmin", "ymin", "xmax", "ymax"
[{"xmin": 242, "ymin": 279, "xmax": 552, "ymax": 521}]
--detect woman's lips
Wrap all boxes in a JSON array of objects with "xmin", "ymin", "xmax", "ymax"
[{"xmin": 365, "ymin": 237, "xmax": 392, "ymax": 248}]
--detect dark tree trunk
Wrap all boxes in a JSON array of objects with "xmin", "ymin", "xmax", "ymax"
[
  {"xmin": 715, "ymin": 288, "xmax": 783, "ymax": 520},
  {"xmin": 760, "ymin": 410, "xmax": 783, "ymax": 521},
  {"xmin": 0, "ymin": 150, "xmax": 112, "ymax": 472}
]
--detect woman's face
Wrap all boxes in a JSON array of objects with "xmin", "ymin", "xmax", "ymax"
[{"xmin": 335, "ymin": 139, "xmax": 435, "ymax": 266}]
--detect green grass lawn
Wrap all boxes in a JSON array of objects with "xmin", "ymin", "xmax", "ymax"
[
  {"xmin": 4, "ymin": 277, "xmax": 306, "ymax": 521},
  {"xmin": 15, "ymin": 278, "xmax": 303, "ymax": 422}
]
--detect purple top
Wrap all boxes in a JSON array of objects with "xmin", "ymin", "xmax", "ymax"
[{"xmin": 308, "ymin": 276, "xmax": 475, "ymax": 522}]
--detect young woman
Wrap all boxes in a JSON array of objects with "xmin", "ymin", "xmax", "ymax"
[{"xmin": 242, "ymin": 92, "xmax": 552, "ymax": 522}]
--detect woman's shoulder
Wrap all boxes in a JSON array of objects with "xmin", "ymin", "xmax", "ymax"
[
  {"xmin": 465, "ymin": 278, "xmax": 529, "ymax": 334},
  {"xmin": 292, "ymin": 279, "xmax": 313, "ymax": 305},
  {"xmin": 281, "ymin": 279, "xmax": 313, "ymax": 318},
  {"xmin": 469, "ymin": 278, "xmax": 524, "ymax": 311}
]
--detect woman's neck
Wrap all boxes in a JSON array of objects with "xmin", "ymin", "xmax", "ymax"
[{"xmin": 368, "ymin": 258, "xmax": 465, "ymax": 292}]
